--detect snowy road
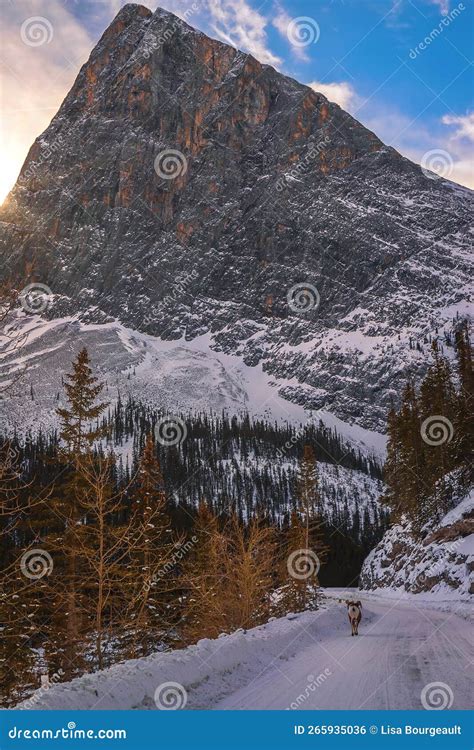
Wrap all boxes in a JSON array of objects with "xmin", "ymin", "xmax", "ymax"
[
  {"xmin": 214, "ymin": 591, "xmax": 472, "ymax": 711},
  {"xmin": 18, "ymin": 589, "xmax": 472, "ymax": 711}
]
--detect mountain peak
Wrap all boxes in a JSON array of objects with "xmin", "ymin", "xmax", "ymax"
[
  {"xmin": 101, "ymin": 2, "xmax": 152, "ymax": 40},
  {"xmin": 113, "ymin": 2, "xmax": 153, "ymax": 21},
  {"xmin": 0, "ymin": 3, "xmax": 472, "ymax": 431}
]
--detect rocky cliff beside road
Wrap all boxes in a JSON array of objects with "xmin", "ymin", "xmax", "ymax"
[{"xmin": 360, "ymin": 487, "xmax": 474, "ymax": 599}]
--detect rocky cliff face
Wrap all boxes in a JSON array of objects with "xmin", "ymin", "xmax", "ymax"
[
  {"xmin": 0, "ymin": 3, "xmax": 472, "ymax": 431},
  {"xmin": 360, "ymin": 485, "xmax": 474, "ymax": 599}
]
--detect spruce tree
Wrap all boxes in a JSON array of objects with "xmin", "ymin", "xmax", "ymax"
[
  {"xmin": 398, "ymin": 382, "xmax": 426, "ymax": 530},
  {"xmin": 418, "ymin": 341, "xmax": 457, "ymax": 521},
  {"xmin": 57, "ymin": 347, "xmax": 108, "ymax": 458},
  {"xmin": 381, "ymin": 329, "xmax": 472, "ymax": 535},
  {"xmin": 381, "ymin": 403, "xmax": 403, "ymax": 517},
  {"xmin": 453, "ymin": 322, "xmax": 473, "ymax": 474},
  {"xmin": 48, "ymin": 348, "xmax": 108, "ymax": 677}
]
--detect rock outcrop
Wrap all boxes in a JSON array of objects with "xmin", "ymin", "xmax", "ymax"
[{"xmin": 360, "ymin": 488, "xmax": 474, "ymax": 598}]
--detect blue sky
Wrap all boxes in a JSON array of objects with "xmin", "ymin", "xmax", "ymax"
[{"xmin": 1, "ymin": 0, "xmax": 473, "ymax": 201}]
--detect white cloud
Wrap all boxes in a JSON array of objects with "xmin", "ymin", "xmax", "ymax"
[
  {"xmin": 207, "ymin": 0, "xmax": 282, "ymax": 67},
  {"xmin": 357, "ymin": 103, "xmax": 474, "ymax": 190},
  {"xmin": 156, "ymin": 0, "xmax": 200, "ymax": 21},
  {"xmin": 272, "ymin": 2, "xmax": 309, "ymax": 62},
  {"xmin": 441, "ymin": 112, "xmax": 474, "ymax": 141},
  {"xmin": 429, "ymin": 0, "xmax": 450, "ymax": 15},
  {"xmin": 438, "ymin": 112, "xmax": 474, "ymax": 189},
  {"xmin": 307, "ymin": 81, "xmax": 359, "ymax": 112},
  {"xmin": 392, "ymin": 0, "xmax": 451, "ymax": 16},
  {"xmin": 387, "ymin": 0, "xmax": 451, "ymax": 25}
]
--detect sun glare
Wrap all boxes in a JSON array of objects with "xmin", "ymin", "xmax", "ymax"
[{"xmin": 0, "ymin": 153, "xmax": 22, "ymax": 204}]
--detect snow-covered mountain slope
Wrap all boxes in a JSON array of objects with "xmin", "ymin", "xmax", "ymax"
[
  {"xmin": 0, "ymin": 4, "xmax": 472, "ymax": 433},
  {"xmin": 0, "ymin": 313, "xmax": 386, "ymax": 459},
  {"xmin": 359, "ymin": 489, "xmax": 474, "ymax": 599},
  {"xmin": 15, "ymin": 590, "xmax": 472, "ymax": 710}
]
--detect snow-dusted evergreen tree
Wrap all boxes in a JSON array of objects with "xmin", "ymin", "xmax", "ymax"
[
  {"xmin": 453, "ymin": 321, "xmax": 473, "ymax": 473},
  {"xmin": 50, "ymin": 347, "xmax": 109, "ymax": 677}
]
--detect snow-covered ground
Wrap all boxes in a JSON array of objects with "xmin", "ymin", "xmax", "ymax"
[
  {"xmin": 16, "ymin": 590, "xmax": 471, "ymax": 711},
  {"xmin": 0, "ymin": 314, "xmax": 386, "ymax": 459}
]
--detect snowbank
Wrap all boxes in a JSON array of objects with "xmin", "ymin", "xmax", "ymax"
[
  {"xmin": 356, "ymin": 587, "xmax": 473, "ymax": 619},
  {"xmin": 15, "ymin": 591, "xmax": 472, "ymax": 711},
  {"xmin": 14, "ymin": 610, "xmax": 328, "ymax": 711}
]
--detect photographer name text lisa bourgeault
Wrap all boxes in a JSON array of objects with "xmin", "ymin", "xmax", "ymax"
[{"xmin": 294, "ymin": 725, "xmax": 462, "ymax": 737}]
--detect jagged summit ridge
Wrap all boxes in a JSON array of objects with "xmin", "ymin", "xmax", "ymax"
[{"xmin": 0, "ymin": 4, "xmax": 472, "ymax": 431}]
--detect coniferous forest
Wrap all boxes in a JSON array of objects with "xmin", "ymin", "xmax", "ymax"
[
  {"xmin": 1, "ymin": 321, "xmax": 472, "ymax": 707},
  {"xmin": 382, "ymin": 321, "xmax": 473, "ymax": 534},
  {"xmin": 0, "ymin": 345, "xmax": 387, "ymax": 705}
]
